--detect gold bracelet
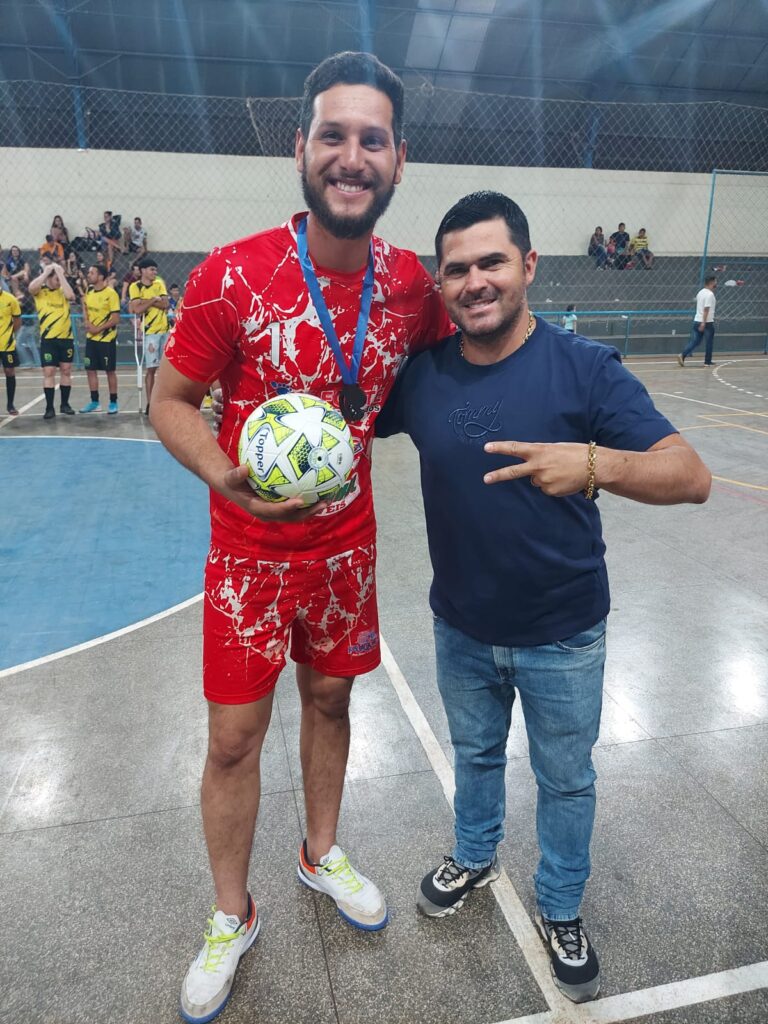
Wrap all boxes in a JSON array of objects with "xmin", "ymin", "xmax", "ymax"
[{"xmin": 583, "ymin": 441, "xmax": 597, "ymax": 499}]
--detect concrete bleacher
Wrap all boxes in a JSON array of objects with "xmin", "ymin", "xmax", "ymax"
[{"xmin": 28, "ymin": 247, "xmax": 761, "ymax": 364}]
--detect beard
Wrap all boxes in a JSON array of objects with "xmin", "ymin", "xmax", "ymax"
[
  {"xmin": 301, "ymin": 169, "xmax": 396, "ymax": 240},
  {"xmin": 454, "ymin": 296, "xmax": 526, "ymax": 347}
]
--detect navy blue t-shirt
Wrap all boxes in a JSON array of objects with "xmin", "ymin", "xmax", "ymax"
[{"xmin": 376, "ymin": 318, "xmax": 676, "ymax": 646}]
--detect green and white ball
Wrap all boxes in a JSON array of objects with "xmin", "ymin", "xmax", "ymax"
[{"xmin": 238, "ymin": 393, "xmax": 354, "ymax": 505}]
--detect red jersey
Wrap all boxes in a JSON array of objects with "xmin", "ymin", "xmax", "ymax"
[{"xmin": 165, "ymin": 214, "xmax": 452, "ymax": 562}]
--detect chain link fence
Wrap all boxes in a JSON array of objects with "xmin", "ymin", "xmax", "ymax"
[{"xmin": 3, "ymin": 78, "xmax": 767, "ymax": 359}]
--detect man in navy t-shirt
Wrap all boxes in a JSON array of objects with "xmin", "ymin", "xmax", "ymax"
[{"xmin": 377, "ymin": 191, "xmax": 711, "ymax": 1004}]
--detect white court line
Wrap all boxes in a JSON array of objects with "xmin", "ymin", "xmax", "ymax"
[
  {"xmin": 379, "ymin": 635, "xmax": 768, "ymax": 1023},
  {"xmin": 0, "ymin": 594, "xmax": 203, "ymax": 680},
  {"xmin": 379, "ymin": 636, "xmax": 579, "ymax": 1021},
  {"xmin": 492, "ymin": 961, "xmax": 768, "ymax": 1024},
  {"xmin": 0, "ymin": 393, "xmax": 44, "ymax": 427},
  {"xmin": 0, "ymin": 434, "xmax": 159, "ymax": 443},
  {"xmin": 650, "ymin": 392, "xmax": 768, "ymax": 415}
]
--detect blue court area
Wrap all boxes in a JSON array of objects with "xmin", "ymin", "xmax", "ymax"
[{"xmin": 0, "ymin": 437, "xmax": 210, "ymax": 671}]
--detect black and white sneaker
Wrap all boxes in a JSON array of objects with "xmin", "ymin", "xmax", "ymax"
[
  {"xmin": 535, "ymin": 911, "xmax": 600, "ymax": 1003},
  {"xmin": 418, "ymin": 854, "xmax": 500, "ymax": 917}
]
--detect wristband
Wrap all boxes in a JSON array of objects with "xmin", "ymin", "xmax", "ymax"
[{"xmin": 583, "ymin": 441, "xmax": 597, "ymax": 500}]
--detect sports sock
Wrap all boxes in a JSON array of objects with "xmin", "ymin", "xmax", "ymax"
[
  {"xmin": 44, "ymin": 386, "xmax": 55, "ymax": 410},
  {"xmin": 90, "ymin": 390, "xmax": 99, "ymax": 402},
  {"xmin": 60, "ymin": 384, "xmax": 71, "ymax": 408},
  {"xmin": 6, "ymin": 376, "xmax": 16, "ymax": 408},
  {"xmin": 109, "ymin": 392, "xmax": 117, "ymax": 403}
]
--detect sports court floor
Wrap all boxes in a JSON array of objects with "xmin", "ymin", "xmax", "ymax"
[{"xmin": 2, "ymin": 354, "xmax": 767, "ymax": 1024}]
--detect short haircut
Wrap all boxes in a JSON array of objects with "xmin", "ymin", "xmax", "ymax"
[
  {"xmin": 137, "ymin": 257, "xmax": 158, "ymax": 270},
  {"xmin": 704, "ymin": 274, "xmax": 716, "ymax": 285},
  {"xmin": 90, "ymin": 264, "xmax": 108, "ymax": 279},
  {"xmin": 435, "ymin": 191, "xmax": 531, "ymax": 264},
  {"xmin": 566, "ymin": 304, "xmax": 575, "ymax": 311},
  {"xmin": 299, "ymin": 51, "xmax": 404, "ymax": 146},
  {"xmin": 169, "ymin": 283, "xmax": 179, "ymax": 290}
]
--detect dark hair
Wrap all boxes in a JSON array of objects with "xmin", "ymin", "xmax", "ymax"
[
  {"xmin": 169, "ymin": 283, "xmax": 179, "ymax": 290},
  {"xmin": 704, "ymin": 274, "xmax": 716, "ymax": 285},
  {"xmin": 90, "ymin": 264, "xmax": 108, "ymax": 279},
  {"xmin": 618, "ymin": 222, "xmax": 626, "ymax": 229},
  {"xmin": 566, "ymin": 304, "xmax": 575, "ymax": 312},
  {"xmin": 299, "ymin": 51, "xmax": 404, "ymax": 146},
  {"xmin": 435, "ymin": 191, "xmax": 531, "ymax": 264},
  {"xmin": 137, "ymin": 257, "xmax": 158, "ymax": 270},
  {"xmin": 45, "ymin": 234, "xmax": 53, "ymax": 242}
]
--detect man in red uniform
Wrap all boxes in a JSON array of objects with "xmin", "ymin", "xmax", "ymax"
[{"xmin": 151, "ymin": 52, "xmax": 451, "ymax": 1023}]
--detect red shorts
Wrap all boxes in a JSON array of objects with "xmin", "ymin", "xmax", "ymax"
[{"xmin": 203, "ymin": 543, "xmax": 380, "ymax": 704}]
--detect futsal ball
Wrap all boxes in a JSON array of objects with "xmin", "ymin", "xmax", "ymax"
[{"xmin": 238, "ymin": 393, "xmax": 354, "ymax": 505}]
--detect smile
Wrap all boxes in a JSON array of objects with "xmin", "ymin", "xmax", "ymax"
[{"xmin": 332, "ymin": 180, "xmax": 370, "ymax": 194}]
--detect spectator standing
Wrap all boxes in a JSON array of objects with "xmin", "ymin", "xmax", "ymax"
[
  {"xmin": 123, "ymin": 217, "xmax": 148, "ymax": 258},
  {"xmin": 678, "ymin": 275, "xmax": 717, "ymax": 367},
  {"xmin": 629, "ymin": 228, "xmax": 654, "ymax": 268},
  {"xmin": 80, "ymin": 264, "xmax": 121, "ymax": 414},
  {"xmin": 15, "ymin": 284, "xmax": 40, "ymax": 368},
  {"xmin": 562, "ymin": 304, "xmax": 578, "ymax": 332},
  {"xmin": 168, "ymin": 283, "xmax": 182, "ymax": 323},
  {"xmin": 609, "ymin": 223, "xmax": 630, "ymax": 270},
  {"xmin": 121, "ymin": 261, "xmax": 141, "ymax": 310},
  {"xmin": 0, "ymin": 287, "xmax": 21, "ymax": 415},
  {"xmin": 128, "ymin": 257, "xmax": 169, "ymax": 415},
  {"xmin": 29, "ymin": 262, "xmax": 76, "ymax": 419},
  {"xmin": 587, "ymin": 227, "xmax": 607, "ymax": 269}
]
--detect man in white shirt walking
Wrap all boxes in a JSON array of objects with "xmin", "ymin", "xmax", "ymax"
[{"xmin": 678, "ymin": 275, "xmax": 717, "ymax": 366}]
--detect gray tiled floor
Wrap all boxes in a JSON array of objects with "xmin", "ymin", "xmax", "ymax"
[{"xmin": 2, "ymin": 360, "xmax": 767, "ymax": 1023}]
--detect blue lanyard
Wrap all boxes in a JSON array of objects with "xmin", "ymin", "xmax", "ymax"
[{"xmin": 296, "ymin": 215, "xmax": 374, "ymax": 387}]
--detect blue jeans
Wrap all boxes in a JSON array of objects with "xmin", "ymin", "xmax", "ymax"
[
  {"xmin": 682, "ymin": 321, "xmax": 715, "ymax": 363},
  {"xmin": 433, "ymin": 615, "xmax": 606, "ymax": 921}
]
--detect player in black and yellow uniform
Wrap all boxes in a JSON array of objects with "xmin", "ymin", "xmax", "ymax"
[
  {"xmin": 128, "ymin": 257, "xmax": 169, "ymax": 415},
  {"xmin": 80, "ymin": 265, "xmax": 121, "ymax": 414},
  {"xmin": 29, "ymin": 261, "xmax": 76, "ymax": 420},
  {"xmin": 0, "ymin": 289, "xmax": 22, "ymax": 416}
]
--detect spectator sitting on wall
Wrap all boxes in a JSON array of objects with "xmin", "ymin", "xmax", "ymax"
[
  {"xmin": 50, "ymin": 214, "xmax": 71, "ymax": 254},
  {"xmin": 98, "ymin": 211, "xmax": 124, "ymax": 258},
  {"xmin": 123, "ymin": 216, "xmax": 148, "ymax": 258},
  {"xmin": 121, "ymin": 261, "xmax": 141, "ymax": 310},
  {"xmin": 39, "ymin": 234, "xmax": 65, "ymax": 263},
  {"xmin": 609, "ymin": 222, "xmax": 630, "ymax": 270},
  {"xmin": 5, "ymin": 246, "xmax": 30, "ymax": 296},
  {"xmin": 587, "ymin": 227, "xmax": 608, "ymax": 268},
  {"xmin": 629, "ymin": 228, "xmax": 654, "ymax": 269}
]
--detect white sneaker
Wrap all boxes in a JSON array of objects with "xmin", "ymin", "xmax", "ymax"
[
  {"xmin": 180, "ymin": 895, "xmax": 260, "ymax": 1023},
  {"xmin": 298, "ymin": 841, "xmax": 388, "ymax": 931}
]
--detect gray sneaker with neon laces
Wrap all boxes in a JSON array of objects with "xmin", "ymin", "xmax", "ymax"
[
  {"xmin": 297, "ymin": 841, "xmax": 388, "ymax": 930},
  {"xmin": 180, "ymin": 894, "xmax": 260, "ymax": 1023}
]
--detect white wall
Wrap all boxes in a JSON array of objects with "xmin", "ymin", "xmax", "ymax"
[{"xmin": 3, "ymin": 147, "xmax": 766, "ymax": 257}]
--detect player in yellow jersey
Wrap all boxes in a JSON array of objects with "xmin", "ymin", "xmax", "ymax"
[
  {"xmin": 80, "ymin": 265, "xmax": 121, "ymax": 414},
  {"xmin": 29, "ymin": 260, "xmax": 76, "ymax": 420},
  {"xmin": 0, "ymin": 289, "xmax": 22, "ymax": 416},
  {"xmin": 128, "ymin": 257, "xmax": 169, "ymax": 415}
]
